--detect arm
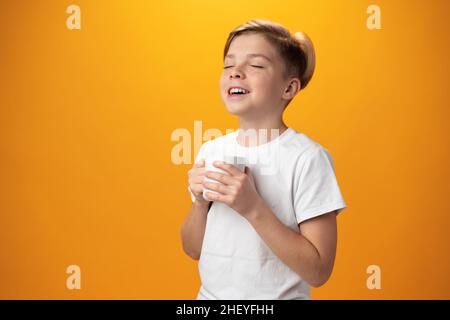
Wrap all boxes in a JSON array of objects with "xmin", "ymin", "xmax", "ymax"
[
  {"xmin": 247, "ymin": 203, "xmax": 337, "ymax": 287},
  {"xmin": 180, "ymin": 159, "xmax": 212, "ymax": 260},
  {"xmin": 180, "ymin": 199, "xmax": 211, "ymax": 260}
]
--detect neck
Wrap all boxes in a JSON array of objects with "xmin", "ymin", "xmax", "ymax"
[{"xmin": 237, "ymin": 114, "xmax": 288, "ymax": 147}]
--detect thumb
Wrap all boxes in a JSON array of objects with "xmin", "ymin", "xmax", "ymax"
[
  {"xmin": 245, "ymin": 166, "xmax": 256, "ymax": 184},
  {"xmin": 195, "ymin": 159, "xmax": 205, "ymax": 168}
]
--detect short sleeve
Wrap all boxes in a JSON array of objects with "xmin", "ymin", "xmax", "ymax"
[
  {"xmin": 187, "ymin": 142, "xmax": 208, "ymax": 203},
  {"xmin": 294, "ymin": 146, "xmax": 347, "ymax": 224}
]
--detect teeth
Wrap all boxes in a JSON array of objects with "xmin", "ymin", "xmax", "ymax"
[{"xmin": 230, "ymin": 87, "xmax": 248, "ymax": 94}]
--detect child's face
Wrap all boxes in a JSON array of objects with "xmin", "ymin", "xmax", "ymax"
[{"xmin": 220, "ymin": 33, "xmax": 292, "ymax": 118}]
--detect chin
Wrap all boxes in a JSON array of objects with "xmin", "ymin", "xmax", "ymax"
[{"xmin": 225, "ymin": 103, "xmax": 253, "ymax": 116}]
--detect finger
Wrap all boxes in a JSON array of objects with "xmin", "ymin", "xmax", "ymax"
[
  {"xmin": 204, "ymin": 171, "xmax": 235, "ymax": 186},
  {"xmin": 190, "ymin": 167, "xmax": 206, "ymax": 176},
  {"xmin": 204, "ymin": 191, "xmax": 229, "ymax": 204},
  {"xmin": 196, "ymin": 168, "xmax": 207, "ymax": 176},
  {"xmin": 190, "ymin": 185, "xmax": 204, "ymax": 195},
  {"xmin": 213, "ymin": 161, "xmax": 241, "ymax": 177},
  {"xmin": 202, "ymin": 181, "xmax": 230, "ymax": 195},
  {"xmin": 245, "ymin": 165, "xmax": 256, "ymax": 180},
  {"xmin": 188, "ymin": 167, "xmax": 206, "ymax": 179},
  {"xmin": 194, "ymin": 159, "xmax": 205, "ymax": 168},
  {"xmin": 189, "ymin": 176, "xmax": 205, "ymax": 184}
]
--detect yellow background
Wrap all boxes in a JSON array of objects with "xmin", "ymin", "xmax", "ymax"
[{"xmin": 1, "ymin": 0, "xmax": 449, "ymax": 299}]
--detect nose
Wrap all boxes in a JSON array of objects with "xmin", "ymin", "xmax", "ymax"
[{"xmin": 230, "ymin": 67, "xmax": 245, "ymax": 79}]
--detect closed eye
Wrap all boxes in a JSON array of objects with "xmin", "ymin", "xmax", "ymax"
[{"xmin": 223, "ymin": 65, "xmax": 264, "ymax": 69}]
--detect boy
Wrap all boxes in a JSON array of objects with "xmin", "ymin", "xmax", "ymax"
[{"xmin": 180, "ymin": 19, "xmax": 346, "ymax": 299}]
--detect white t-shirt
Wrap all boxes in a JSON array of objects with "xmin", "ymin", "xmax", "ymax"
[{"xmin": 188, "ymin": 127, "xmax": 347, "ymax": 300}]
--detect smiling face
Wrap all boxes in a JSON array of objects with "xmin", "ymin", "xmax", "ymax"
[{"xmin": 220, "ymin": 32, "xmax": 297, "ymax": 118}]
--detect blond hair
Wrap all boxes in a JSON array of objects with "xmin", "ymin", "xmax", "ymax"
[{"xmin": 223, "ymin": 19, "xmax": 316, "ymax": 90}]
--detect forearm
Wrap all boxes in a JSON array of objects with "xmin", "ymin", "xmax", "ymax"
[
  {"xmin": 180, "ymin": 201, "xmax": 210, "ymax": 260},
  {"xmin": 247, "ymin": 202, "xmax": 328, "ymax": 287}
]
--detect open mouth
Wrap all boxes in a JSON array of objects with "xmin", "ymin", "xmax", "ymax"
[{"xmin": 228, "ymin": 87, "xmax": 250, "ymax": 98}]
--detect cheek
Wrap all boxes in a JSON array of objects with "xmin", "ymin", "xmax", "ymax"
[
  {"xmin": 252, "ymin": 77, "xmax": 275, "ymax": 95},
  {"xmin": 253, "ymin": 80, "xmax": 284, "ymax": 102},
  {"xmin": 252, "ymin": 71, "xmax": 274, "ymax": 87},
  {"xmin": 261, "ymin": 73, "xmax": 284, "ymax": 90},
  {"xmin": 219, "ymin": 74, "xmax": 227, "ymax": 91}
]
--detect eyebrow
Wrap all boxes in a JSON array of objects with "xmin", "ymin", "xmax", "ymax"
[{"xmin": 225, "ymin": 53, "xmax": 272, "ymax": 62}]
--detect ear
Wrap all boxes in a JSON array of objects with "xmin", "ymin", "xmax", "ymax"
[{"xmin": 282, "ymin": 78, "xmax": 301, "ymax": 100}]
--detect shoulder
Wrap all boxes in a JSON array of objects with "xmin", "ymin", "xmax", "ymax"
[
  {"xmin": 284, "ymin": 129, "xmax": 327, "ymax": 158},
  {"xmin": 199, "ymin": 130, "xmax": 237, "ymax": 153},
  {"xmin": 202, "ymin": 130, "xmax": 237, "ymax": 148},
  {"xmin": 285, "ymin": 130, "xmax": 335, "ymax": 169}
]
